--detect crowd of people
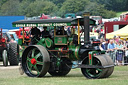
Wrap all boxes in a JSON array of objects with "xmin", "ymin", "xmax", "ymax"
[{"xmin": 99, "ymin": 36, "xmax": 128, "ymax": 66}]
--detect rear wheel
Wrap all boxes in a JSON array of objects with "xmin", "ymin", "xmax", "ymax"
[
  {"xmin": 2, "ymin": 49, "xmax": 8, "ymax": 66},
  {"xmin": 22, "ymin": 45, "xmax": 50, "ymax": 77},
  {"xmin": 8, "ymin": 43, "xmax": 19, "ymax": 65},
  {"xmin": 81, "ymin": 54, "xmax": 114, "ymax": 79}
]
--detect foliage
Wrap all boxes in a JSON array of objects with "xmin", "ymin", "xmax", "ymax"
[
  {"xmin": 0, "ymin": 0, "xmax": 126, "ymax": 18},
  {"xmin": 23, "ymin": 0, "xmax": 58, "ymax": 17},
  {"xmin": 47, "ymin": 0, "xmax": 65, "ymax": 8},
  {"xmin": 85, "ymin": 2, "xmax": 116, "ymax": 18},
  {"xmin": 0, "ymin": 0, "xmax": 58, "ymax": 17},
  {"xmin": 0, "ymin": 0, "xmax": 20, "ymax": 16},
  {"xmin": 59, "ymin": 0, "xmax": 89, "ymax": 17},
  {"xmin": 93, "ymin": 0, "xmax": 128, "ymax": 11}
]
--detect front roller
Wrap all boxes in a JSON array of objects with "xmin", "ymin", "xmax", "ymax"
[
  {"xmin": 81, "ymin": 54, "xmax": 114, "ymax": 79},
  {"xmin": 101, "ymin": 54, "xmax": 114, "ymax": 78},
  {"xmin": 22, "ymin": 45, "xmax": 50, "ymax": 77}
]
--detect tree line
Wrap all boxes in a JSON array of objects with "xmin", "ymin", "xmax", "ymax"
[{"xmin": 0, "ymin": 0, "xmax": 127, "ymax": 18}]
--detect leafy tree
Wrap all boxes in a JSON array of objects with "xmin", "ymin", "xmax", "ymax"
[
  {"xmin": 20, "ymin": 0, "xmax": 36, "ymax": 2},
  {"xmin": 0, "ymin": 0, "xmax": 8, "ymax": 10},
  {"xmin": 0, "ymin": 0, "xmax": 8, "ymax": 5},
  {"xmin": 0, "ymin": 0, "xmax": 20, "ymax": 16},
  {"xmin": 47, "ymin": 0, "xmax": 65, "ymax": 7},
  {"xmin": 94, "ymin": 0, "xmax": 127, "ymax": 11},
  {"xmin": 18, "ymin": 0, "xmax": 33, "ymax": 16},
  {"xmin": 0, "ymin": 0, "xmax": 121, "ymax": 18},
  {"xmin": 47, "ymin": 0, "xmax": 65, "ymax": 5},
  {"xmin": 85, "ymin": 2, "xmax": 116, "ymax": 18},
  {"xmin": 24, "ymin": 0, "xmax": 58, "ymax": 17},
  {"xmin": 125, "ymin": 0, "xmax": 128, "ymax": 10},
  {"xmin": 59, "ymin": 0, "xmax": 89, "ymax": 17}
]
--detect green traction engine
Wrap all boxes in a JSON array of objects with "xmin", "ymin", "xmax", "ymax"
[{"xmin": 12, "ymin": 13, "xmax": 114, "ymax": 79}]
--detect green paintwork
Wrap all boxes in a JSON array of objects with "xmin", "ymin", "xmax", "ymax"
[
  {"xmin": 88, "ymin": 51, "xmax": 105, "ymax": 65},
  {"xmin": 37, "ymin": 38, "xmax": 46, "ymax": 47},
  {"xmin": 67, "ymin": 35, "xmax": 80, "ymax": 60},
  {"xmin": 54, "ymin": 35, "xmax": 67, "ymax": 45},
  {"xmin": 37, "ymin": 38, "xmax": 53, "ymax": 48},
  {"xmin": 88, "ymin": 51, "xmax": 98, "ymax": 65},
  {"xmin": 45, "ymin": 38, "xmax": 53, "ymax": 48},
  {"xmin": 85, "ymin": 57, "xmax": 103, "ymax": 78},
  {"xmin": 100, "ymin": 51, "xmax": 106, "ymax": 54},
  {"xmin": 56, "ymin": 58, "xmax": 61, "ymax": 67},
  {"xmin": 27, "ymin": 48, "xmax": 43, "ymax": 76},
  {"xmin": 18, "ymin": 39, "xmax": 23, "ymax": 45},
  {"xmin": 68, "ymin": 36, "xmax": 80, "ymax": 60},
  {"xmin": 68, "ymin": 46, "xmax": 80, "ymax": 60}
]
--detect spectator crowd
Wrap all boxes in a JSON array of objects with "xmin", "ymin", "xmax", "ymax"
[{"xmin": 99, "ymin": 36, "xmax": 128, "ymax": 66}]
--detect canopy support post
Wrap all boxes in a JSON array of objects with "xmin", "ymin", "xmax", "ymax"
[{"xmin": 78, "ymin": 19, "xmax": 80, "ymax": 44}]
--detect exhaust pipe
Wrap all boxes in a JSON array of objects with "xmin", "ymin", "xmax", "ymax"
[{"xmin": 83, "ymin": 12, "xmax": 90, "ymax": 44}]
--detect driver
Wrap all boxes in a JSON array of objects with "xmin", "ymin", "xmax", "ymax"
[
  {"xmin": 41, "ymin": 27, "xmax": 51, "ymax": 38},
  {"xmin": 30, "ymin": 27, "xmax": 41, "ymax": 45}
]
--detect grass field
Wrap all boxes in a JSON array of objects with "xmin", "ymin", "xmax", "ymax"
[{"xmin": 0, "ymin": 65, "xmax": 128, "ymax": 85}]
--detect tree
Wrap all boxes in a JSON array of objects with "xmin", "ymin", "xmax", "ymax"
[
  {"xmin": 0, "ymin": 0, "xmax": 20, "ymax": 16},
  {"xmin": 0, "ymin": 0, "xmax": 8, "ymax": 5},
  {"xmin": 85, "ymin": 2, "xmax": 116, "ymax": 18},
  {"xmin": 59, "ymin": 0, "xmax": 89, "ymax": 17},
  {"xmin": 0, "ymin": 0, "xmax": 8, "ymax": 10},
  {"xmin": 94, "ymin": 0, "xmax": 128, "ymax": 11},
  {"xmin": 47, "ymin": 0, "xmax": 65, "ymax": 8},
  {"xmin": 18, "ymin": 0, "xmax": 33, "ymax": 16},
  {"xmin": 24, "ymin": 0, "xmax": 58, "ymax": 17}
]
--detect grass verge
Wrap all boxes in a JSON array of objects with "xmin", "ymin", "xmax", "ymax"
[{"xmin": 0, "ymin": 66, "xmax": 128, "ymax": 85}]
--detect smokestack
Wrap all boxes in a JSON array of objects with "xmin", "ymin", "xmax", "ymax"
[{"xmin": 83, "ymin": 12, "xmax": 90, "ymax": 44}]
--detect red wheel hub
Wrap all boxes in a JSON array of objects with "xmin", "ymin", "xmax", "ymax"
[{"xmin": 31, "ymin": 58, "xmax": 37, "ymax": 65}]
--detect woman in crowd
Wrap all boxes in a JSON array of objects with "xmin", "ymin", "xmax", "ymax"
[{"xmin": 115, "ymin": 40, "xmax": 124, "ymax": 66}]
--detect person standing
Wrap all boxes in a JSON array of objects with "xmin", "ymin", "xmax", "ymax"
[
  {"xmin": 104, "ymin": 39, "xmax": 109, "ymax": 50},
  {"xmin": 107, "ymin": 39, "xmax": 116, "ymax": 63},
  {"xmin": 115, "ymin": 41, "xmax": 124, "ymax": 66},
  {"xmin": 30, "ymin": 27, "xmax": 41, "ymax": 45},
  {"xmin": 99, "ymin": 38, "xmax": 105, "ymax": 50}
]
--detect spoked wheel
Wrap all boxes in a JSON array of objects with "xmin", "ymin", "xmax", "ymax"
[
  {"xmin": 48, "ymin": 57, "xmax": 72, "ymax": 76},
  {"xmin": 22, "ymin": 45, "xmax": 50, "ymax": 77},
  {"xmin": 2, "ymin": 49, "xmax": 8, "ymax": 66},
  {"xmin": 81, "ymin": 54, "xmax": 114, "ymax": 79}
]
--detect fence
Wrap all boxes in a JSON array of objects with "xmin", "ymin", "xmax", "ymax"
[{"xmin": 107, "ymin": 50, "xmax": 128, "ymax": 65}]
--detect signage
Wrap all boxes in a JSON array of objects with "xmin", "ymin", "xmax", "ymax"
[{"xmin": 13, "ymin": 23, "xmax": 71, "ymax": 27}]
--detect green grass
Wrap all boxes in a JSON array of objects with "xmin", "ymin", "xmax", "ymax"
[
  {"xmin": 116, "ymin": 11, "xmax": 128, "ymax": 17},
  {"xmin": 0, "ymin": 66, "xmax": 128, "ymax": 85}
]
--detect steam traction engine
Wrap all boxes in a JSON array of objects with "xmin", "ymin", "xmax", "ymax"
[{"xmin": 12, "ymin": 13, "xmax": 114, "ymax": 79}]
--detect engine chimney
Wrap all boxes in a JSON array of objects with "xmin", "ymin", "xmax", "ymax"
[{"xmin": 83, "ymin": 12, "xmax": 90, "ymax": 44}]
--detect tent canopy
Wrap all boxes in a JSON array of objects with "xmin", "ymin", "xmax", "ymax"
[{"xmin": 106, "ymin": 25, "xmax": 128, "ymax": 39}]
